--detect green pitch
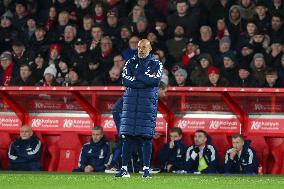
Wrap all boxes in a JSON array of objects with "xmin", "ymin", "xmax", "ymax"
[{"xmin": 1, "ymin": 172, "xmax": 284, "ymax": 189}]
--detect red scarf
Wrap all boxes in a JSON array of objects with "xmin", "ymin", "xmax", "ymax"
[
  {"xmin": 2, "ymin": 63, "xmax": 14, "ymax": 86},
  {"xmin": 94, "ymin": 14, "xmax": 104, "ymax": 23}
]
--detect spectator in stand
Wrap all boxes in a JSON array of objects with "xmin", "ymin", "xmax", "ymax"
[
  {"xmin": 103, "ymin": 10, "xmax": 121, "ymax": 39},
  {"xmin": 11, "ymin": 41, "xmax": 31, "ymax": 66},
  {"xmin": 238, "ymin": 0, "xmax": 255, "ymax": 21},
  {"xmin": 206, "ymin": 66, "xmax": 229, "ymax": 87},
  {"xmin": 181, "ymin": 38, "xmax": 200, "ymax": 75},
  {"xmin": 56, "ymin": 60, "xmax": 69, "ymax": 86},
  {"xmin": 220, "ymin": 50, "xmax": 239, "ymax": 84},
  {"xmin": 78, "ymin": 15, "xmax": 94, "ymax": 44},
  {"xmin": 237, "ymin": 20, "xmax": 258, "ymax": 51},
  {"xmin": 215, "ymin": 18, "xmax": 230, "ymax": 41},
  {"xmin": 279, "ymin": 55, "xmax": 284, "ymax": 85},
  {"xmin": 225, "ymin": 134, "xmax": 258, "ymax": 174},
  {"xmin": 30, "ymin": 52, "xmax": 48, "ymax": 83},
  {"xmin": 237, "ymin": 43, "xmax": 255, "ymax": 65},
  {"xmin": 233, "ymin": 62, "xmax": 257, "ymax": 87},
  {"xmin": 263, "ymin": 67, "xmax": 283, "ymax": 88},
  {"xmin": 65, "ymin": 67, "xmax": 88, "ymax": 86},
  {"xmin": 122, "ymin": 35, "xmax": 139, "ymax": 61},
  {"xmin": 8, "ymin": 125, "xmax": 42, "ymax": 171},
  {"xmin": 268, "ymin": 13, "xmax": 284, "ymax": 43},
  {"xmin": 172, "ymin": 68, "xmax": 189, "ymax": 86},
  {"xmin": 76, "ymin": 126, "xmax": 110, "ymax": 172},
  {"xmin": 0, "ymin": 51, "xmax": 19, "ymax": 86},
  {"xmin": 253, "ymin": 2, "xmax": 271, "ymax": 33},
  {"xmin": 267, "ymin": 38, "xmax": 283, "ymax": 68},
  {"xmin": 28, "ymin": 25, "xmax": 50, "ymax": 58},
  {"xmin": 118, "ymin": 25, "xmax": 132, "ymax": 51},
  {"xmin": 113, "ymin": 54, "xmax": 125, "ymax": 71},
  {"xmin": 190, "ymin": 53, "xmax": 213, "ymax": 86},
  {"xmin": 92, "ymin": 66, "xmax": 122, "ymax": 86},
  {"xmin": 158, "ymin": 127, "xmax": 188, "ymax": 172},
  {"xmin": 166, "ymin": 25, "xmax": 187, "ymax": 62},
  {"xmin": 89, "ymin": 24, "xmax": 104, "ymax": 51},
  {"xmin": 251, "ymin": 53, "xmax": 267, "ymax": 87},
  {"xmin": 10, "ymin": 64, "xmax": 36, "ymax": 86},
  {"xmin": 36, "ymin": 64, "xmax": 59, "ymax": 86},
  {"xmin": 199, "ymin": 25, "xmax": 219, "ymax": 58}
]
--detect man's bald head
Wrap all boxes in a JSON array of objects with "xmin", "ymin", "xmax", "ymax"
[
  {"xmin": 138, "ymin": 39, "xmax": 152, "ymax": 58},
  {"xmin": 20, "ymin": 125, "xmax": 33, "ymax": 140}
]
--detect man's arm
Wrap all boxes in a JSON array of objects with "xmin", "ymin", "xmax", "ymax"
[
  {"xmin": 136, "ymin": 60, "xmax": 163, "ymax": 87},
  {"xmin": 122, "ymin": 59, "xmax": 146, "ymax": 88},
  {"xmin": 242, "ymin": 148, "xmax": 258, "ymax": 174},
  {"xmin": 202, "ymin": 145, "xmax": 218, "ymax": 173},
  {"xmin": 77, "ymin": 145, "xmax": 88, "ymax": 171},
  {"xmin": 224, "ymin": 148, "xmax": 239, "ymax": 173}
]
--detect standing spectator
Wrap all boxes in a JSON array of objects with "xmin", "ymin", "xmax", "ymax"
[
  {"xmin": 253, "ymin": 2, "xmax": 271, "ymax": 32},
  {"xmin": 44, "ymin": 6, "xmax": 58, "ymax": 32},
  {"xmin": 36, "ymin": 64, "xmax": 59, "ymax": 86},
  {"xmin": 190, "ymin": 53, "xmax": 213, "ymax": 86},
  {"xmin": 11, "ymin": 41, "xmax": 31, "ymax": 66},
  {"xmin": 69, "ymin": 38, "xmax": 90, "ymax": 73},
  {"xmin": 220, "ymin": 50, "xmax": 238, "ymax": 84},
  {"xmin": 50, "ymin": 11, "xmax": 70, "ymax": 41},
  {"xmin": 56, "ymin": 60, "xmax": 69, "ymax": 85},
  {"xmin": 76, "ymin": 126, "xmax": 110, "ymax": 172},
  {"xmin": 89, "ymin": 24, "xmax": 103, "ymax": 51},
  {"xmin": 185, "ymin": 130, "xmax": 218, "ymax": 173},
  {"xmin": 30, "ymin": 52, "xmax": 48, "ymax": 83},
  {"xmin": 158, "ymin": 127, "xmax": 188, "ymax": 172},
  {"xmin": 206, "ymin": 66, "xmax": 229, "ymax": 87},
  {"xmin": 82, "ymin": 55, "xmax": 102, "ymax": 84},
  {"xmin": 268, "ymin": 13, "xmax": 284, "ymax": 43},
  {"xmin": 267, "ymin": 38, "xmax": 283, "ymax": 68},
  {"xmin": 270, "ymin": 0, "xmax": 284, "ymax": 17},
  {"xmin": 250, "ymin": 31, "xmax": 270, "ymax": 55},
  {"xmin": 8, "ymin": 125, "xmax": 42, "ymax": 171},
  {"xmin": 215, "ymin": 18, "xmax": 230, "ymax": 41},
  {"xmin": 237, "ymin": 20, "xmax": 258, "ymax": 51},
  {"xmin": 0, "ymin": 14, "xmax": 19, "ymax": 53},
  {"xmin": 118, "ymin": 25, "xmax": 132, "ymax": 51},
  {"xmin": 10, "ymin": 64, "xmax": 36, "ymax": 86},
  {"xmin": 28, "ymin": 25, "xmax": 50, "ymax": 58},
  {"xmin": 166, "ymin": 25, "xmax": 187, "ymax": 62},
  {"xmin": 134, "ymin": 16, "xmax": 150, "ymax": 39},
  {"xmin": 251, "ymin": 53, "xmax": 267, "ymax": 87},
  {"xmin": 93, "ymin": 2, "xmax": 106, "ymax": 24},
  {"xmin": 60, "ymin": 25, "xmax": 77, "ymax": 59},
  {"xmin": 13, "ymin": 0, "xmax": 30, "ymax": 29},
  {"xmin": 199, "ymin": 25, "xmax": 218, "ymax": 58},
  {"xmin": 113, "ymin": 54, "xmax": 125, "ymax": 71},
  {"xmin": 21, "ymin": 16, "xmax": 37, "ymax": 46},
  {"xmin": 103, "ymin": 10, "xmax": 121, "ymax": 39},
  {"xmin": 0, "ymin": 51, "xmax": 19, "ymax": 86},
  {"xmin": 122, "ymin": 5, "xmax": 145, "ymax": 31},
  {"xmin": 239, "ymin": 0, "xmax": 255, "ymax": 21},
  {"xmin": 225, "ymin": 134, "xmax": 258, "ymax": 174},
  {"xmin": 78, "ymin": 15, "xmax": 94, "ymax": 44},
  {"xmin": 263, "ymin": 67, "xmax": 283, "ymax": 88},
  {"xmin": 233, "ymin": 62, "xmax": 257, "ymax": 87},
  {"xmin": 181, "ymin": 38, "xmax": 200, "ymax": 74},
  {"xmin": 215, "ymin": 36, "xmax": 232, "ymax": 67}
]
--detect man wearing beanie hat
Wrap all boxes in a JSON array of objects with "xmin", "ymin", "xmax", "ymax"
[
  {"xmin": 219, "ymin": 37, "xmax": 231, "ymax": 53},
  {"xmin": 13, "ymin": 0, "xmax": 29, "ymax": 29},
  {"xmin": 233, "ymin": 62, "xmax": 257, "ymax": 87},
  {"xmin": 207, "ymin": 66, "xmax": 229, "ymax": 87},
  {"xmin": 36, "ymin": 64, "xmax": 59, "ymax": 86},
  {"xmin": 174, "ymin": 68, "xmax": 188, "ymax": 86},
  {"xmin": 278, "ymin": 54, "xmax": 284, "ymax": 85},
  {"xmin": 267, "ymin": 37, "xmax": 283, "ymax": 68},
  {"xmin": 221, "ymin": 50, "xmax": 238, "ymax": 84}
]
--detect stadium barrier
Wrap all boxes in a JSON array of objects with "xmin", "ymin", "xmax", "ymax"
[{"xmin": 0, "ymin": 86, "xmax": 284, "ymax": 173}]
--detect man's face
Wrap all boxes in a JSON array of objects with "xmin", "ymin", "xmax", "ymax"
[
  {"xmin": 92, "ymin": 27, "xmax": 103, "ymax": 40},
  {"xmin": 253, "ymin": 34, "xmax": 264, "ymax": 43},
  {"xmin": 68, "ymin": 70, "xmax": 79, "ymax": 82},
  {"xmin": 272, "ymin": 16, "xmax": 282, "ymax": 30},
  {"xmin": 186, "ymin": 43, "xmax": 198, "ymax": 53},
  {"xmin": 20, "ymin": 66, "xmax": 31, "ymax": 80},
  {"xmin": 170, "ymin": 132, "xmax": 182, "ymax": 142},
  {"xmin": 255, "ymin": 6, "xmax": 267, "ymax": 17},
  {"xmin": 158, "ymin": 86, "xmax": 167, "ymax": 98},
  {"xmin": 16, "ymin": 4, "xmax": 26, "ymax": 15},
  {"xmin": 209, "ymin": 73, "xmax": 220, "ymax": 85},
  {"xmin": 200, "ymin": 58, "xmax": 209, "ymax": 68},
  {"xmin": 200, "ymin": 28, "xmax": 211, "ymax": 41},
  {"xmin": 1, "ymin": 59, "xmax": 11, "ymax": 70},
  {"xmin": 75, "ymin": 44, "xmax": 87, "ymax": 54},
  {"xmin": 175, "ymin": 74, "xmax": 186, "ymax": 86},
  {"xmin": 64, "ymin": 28, "xmax": 76, "ymax": 42},
  {"xmin": 138, "ymin": 40, "xmax": 152, "ymax": 58},
  {"xmin": 246, "ymin": 23, "xmax": 257, "ymax": 34},
  {"xmin": 241, "ymin": 47, "xmax": 253, "ymax": 56},
  {"xmin": 80, "ymin": 0, "xmax": 90, "ymax": 9},
  {"xmin": 232, "ymin": 137, "xmax": 244, "ymax": 152},
  {"xmin": 239, "ymin": 69, "xmax": 250, "ymax": 80},
  {"xmin": 27, "ymin": 19, "xmax": 36, "ymax": 29},
  {"xmin": 266, "ymin": 74, "xmax": 278, "ymax": 85},
  {"xmin": 254, "ymin": 58, "xmax": 264, "ymax": 69},
  {"xmin": 100, "ymin": 38, "xmax": 112, "ymax": 52},
  {"xmin": 219, "ymin": 43, "xmax": 230, "ymax": 53},
  {"xmin": 92, "ymin": 129, "xmax": 103, "ymax": 143},
  {"xmin": 223, "ymin": 57, "xmax": 234, "ymax": 68},
  {"xmin": 241, "ymin": 0, "xmax": 252, "ymax": 7},
  {"xmin": 121, "ymin": 28, "xmax": 131, "ymax": 39},
  {"xmin": 194, "ymin": 132, "xmax": 207, "ymax": 147},
  {"xmin": 83, "ymin": 18, "xmax": 93, "ymax": 30},
  {"xmin": 58, "ymin": 13, "xmax": 69, "ymax": 26},
  {"xmin": 271, "ymin": 43, "xmax": 282, "ymax": 53},
  {"xmin": 12, "ymin": 45, "xmax": 25, "ymax": 56},
  {"xmin": 230, "ymin": 8, "xmax": 240, "ymax": 21},
  {"xmin": 1, "ymin": 18, "xmax": 12, "ymax": 28},
  {"xmin": 50, "ymin": 49, "xmax": 59, "ymax": 60},
  {"xmin": 20, "ymin": 126, "xmax": 33, "ymax": 140},
  {"xmin": 176, "ymin": 2, "xmax": 188, "ymax": 15},
  {"xmin": 107, "ymin": 15, "xmax": 118, "ymax": 26},
  {"xmin": 129, "ymin": 37, "xmax": 139, "ymax": 49},
  {"xmin": 174, "ymin": 26, "xmax": 185, "ymax": 38},
  {"xmin": 35, "ymin": 29, "xmax": 46, "ymax": 40},
  {"xmin": 113, "ymin": 56, "xmax": 125, "ymax": 70},
  {"xmin": 109, "ymin": 69, "xmax": 121, "ymax": 81}
]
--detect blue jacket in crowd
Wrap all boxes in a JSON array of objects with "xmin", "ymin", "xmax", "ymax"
[
  {"xmin": 224, "ymin": 140, "xmax": 259, "ymax": 174},
  {"xmin": 8, "ymin": 134, "xmax": 42, "ymax": 171},
  {"xmin": 120, "ymin": 54, "xmax": 163, "ymax": 138},
  {"xmin": 185, "ymin": 143, "xmax": 218, "ymax": 173},
  {"xmin": 78, "ymin": 137, "xmax": 110, "ymax": 172},
  {"xmin": 158, "ymin": 139, "xmax": 188, "ymax": 171}
]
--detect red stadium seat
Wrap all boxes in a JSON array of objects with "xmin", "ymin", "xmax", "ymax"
[
  {"xmin": 210, "ymin": 133, "xmax": 231, "ymax": 172},
  {"xmin": 0, "ymin": 132, "xmax": 12, "ymax": 170},
  {"xmin": 271, "ymin": 142, "xmax": 284, "ymax": 174},
  {"xmin": 48, "ymin": 133, "xmax": 82, "ymax": 172},
  {"xmin": 246, "ymin": 135, "xmax": 270, "ymax": 174}
]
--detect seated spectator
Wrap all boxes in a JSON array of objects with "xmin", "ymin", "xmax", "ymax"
[
  {"xmin": 266, "ymin": 38, "xmax": 283, "ymax": 68},
  {"xmin": 172, "ymin": 68, "xmax": 189, "ymax": 86},
  {"xmin": 89, "ymin": 24, "xmax": 104, "ymax": 51},
  {"xmin": 181, "ymin": 38, "xmax": 200, "ymax": 74},
  {"xmin": 199, "ymin": 25, "xmax": 218, "ymax": 58},
  {"xmin": 251, "ymin": 53, "xmax": 267, "ymax": 87},
  {"xmin": 233, "ymin": 62, "xmax": 257, "ymax": 87},
  {"xmin": 8, "ymin": 125, "xmax": 42, "ymax": 171},
  {"xmin": 65, "ymin": 67, "xmax": 88, "ymax": 86},
  {"xmin": 215, "ymin": 36, "xmax": 231, "ymax": 67},
  {"xmin": 11, "ymin": 41, "xmax": 31, "ymax": 66},
  {"xmin": 56, "ymin": 60, "xmax": 69, "ymax": 85},
  {"xmin": 225, "ymin": 134, "xmax": 258, "ymax": 174},
  {"xmin": 220, "ymin": 50, "xmax": 238, "ymax": 84},
  {"xmin": 185, "ymin": 130, "xmax": 218, "ymax": 173},
  {"xmin": 0, "ymin": 51, "xmax": 19, "ymax": 86},
  {"xmin": 158, "ymin": 127, "xmax": 188, "ymax": 172},
  {"xmin": 83, "ymin": 55, "xmax": 102, "ymax": 84},
  {"xmin": 76, "ymin": 126, "xmax": 110, "ymax": 172},
  {"xmin": 215, "ymin": 18, "xmax": 230, "ymax": 41},
  {"xmin": 103, "ymin": 10, "xmax": 121, "ymax": 39},
  {"xmin": 263, "ymin": 67, "xmax": 283, "ymax": 88},
  {"xmin": 30, "ymin": 52, "xmax": 48, "ymax": 83},
  {"xmin": 207, "ymin": 66, "xmax": 229, "ymax": 87},
  {"xmin": 36, "ymin": 64, "xmax": 59, "ymax": 86},
  {"xmin": 250, "ymin": 30, "xmax": 270, "ymax": 55},
  {"xmin": 253, "ymin": 2, "xmax": 271, "ymax": 33},
  {"xmin": 237, "ymin": 43, "xmax": 254, "ymax": 65},
  {"xmin": 10, "ymin": 64, "xmax": 36, "ymax": 86},
  {"xmin": 92, "ymin": 66, "xmax": 122, "ymax": 86},
  {"xmin": 190, "ymin": 53, "xmax": 213, "ymax": 86}
]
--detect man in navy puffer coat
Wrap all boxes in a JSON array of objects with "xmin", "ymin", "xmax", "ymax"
[{"xmin": 115, "ymin": 39, "xmax": 163, "ymax": 178}]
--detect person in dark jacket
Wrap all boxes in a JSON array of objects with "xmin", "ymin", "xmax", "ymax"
[
  {"xmin": 234, "ymin": 62, "xmax": 257, "ymax": 87},
  {"xmin": 158, "ymin": 127, "xmax": 187, "ymax": 172},
  {"xmin": 206, "ymin": 66, "xmax": 230, "ymax": 87},
  {"xmin": 225, "ymin": 134, "xmax": 258, "ymax": 174},
  {"xmin": 10, "ymin": 64, "xmax": 36, "ymax": 86},
  {"xmin": 185, "ymin": 130, "xmax": 218, "ymax": 173},
  {"xmin": 76, "ymin": 126, "xmax": 110, "ymax": 172},
  {"xmin": 0, "ymin": 51, "xmax": 19, "ymax": 86},
  {"xmin": 8, "ymin": 125, "xmax": 42, "ymax": 171},
  {"xmin": 115, "ymin": 39, "xmax": 163, "ymax": 178},
  {"xmin": 262, "ymin": 67, "xmax": 283, "ymax": 88}
]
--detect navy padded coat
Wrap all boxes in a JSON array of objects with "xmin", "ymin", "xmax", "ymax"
[{"xmin": 120, "ymin": 54, "xmax": 163, "ymax": 138}]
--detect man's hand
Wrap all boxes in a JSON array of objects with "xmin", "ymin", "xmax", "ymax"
[
  {"xmin": 230, "ymin": 149, "xmax": 238, "ymax": 160},
  {"xmin": 169, "ymin": 141, "xmax": 175, "ymax": 149},
  {"xmin": 84, "ymin": 165, "xmax": 94, "ymax": 172}
]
